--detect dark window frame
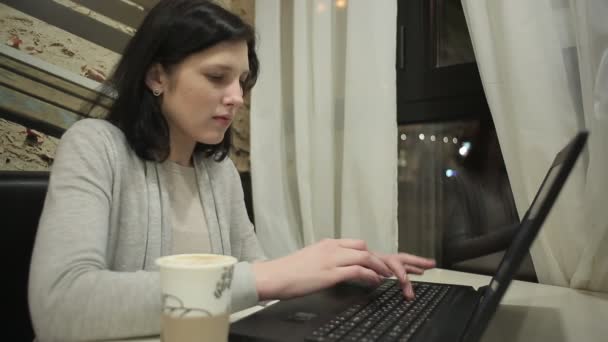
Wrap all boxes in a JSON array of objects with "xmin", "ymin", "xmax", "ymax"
[{"xmin": 396, "ymin": 0, "xmax": 490, "ymax": 125}]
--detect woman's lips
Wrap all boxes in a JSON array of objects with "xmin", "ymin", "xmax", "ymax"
[{"xmin": 212, "ymin": 116, "xmax": 232, "ymax": 126}]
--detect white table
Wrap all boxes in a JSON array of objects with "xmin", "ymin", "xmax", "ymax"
[
  {"xmin": 118, "ymin": 268, "xmax": 608, "ymax": 341},
  {"xmin": 410, "ymin": 269, "xmax": 608, "ymax": 342}
]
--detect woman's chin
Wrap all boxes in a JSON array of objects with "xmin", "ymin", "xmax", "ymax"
[{"xmin": 196, "ymin": 133, "xmax": 225, "ymax": 145}]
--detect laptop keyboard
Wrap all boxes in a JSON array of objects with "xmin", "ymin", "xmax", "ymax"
[{"xmin": 305, "ymin": 280, "xmax": 451, "ymax": 342}]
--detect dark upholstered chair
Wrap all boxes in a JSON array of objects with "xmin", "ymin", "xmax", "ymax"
[
  {"xmin": 1, "ymin": 171, "xmax": 50, "ymax": 341},
  {"xmin": 443, "ymin": 223, "xmax": 538, "ymax": 283},
  {"xmin": 441, "ymin": 167, "xmax": 538, "ymax": 283}
]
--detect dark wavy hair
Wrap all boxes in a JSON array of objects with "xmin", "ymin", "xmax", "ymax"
[{"xmin": 88, "ymin": 0, "xmax": 259, "ymax": 162}]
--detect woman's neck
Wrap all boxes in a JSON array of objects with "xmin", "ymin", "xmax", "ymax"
[
  {"xmin": 168, "ymin": 131, "xmax": 196, "ymax": 167},
  {"xmin": 168, "ymin": 151, "xmax": 194, "ymax": 167}
]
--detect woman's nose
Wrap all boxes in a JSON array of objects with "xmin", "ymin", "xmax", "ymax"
[{"xmin": 223, "ymin": 80, "xmax": 244, "ymax": 107}]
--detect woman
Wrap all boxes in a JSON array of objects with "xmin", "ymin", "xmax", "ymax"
[{"xmin": 28, "ymin": 1, "xmax": 435, "ymax": 341}]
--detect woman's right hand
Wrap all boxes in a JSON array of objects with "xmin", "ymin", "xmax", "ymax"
[{"xmin": 252, "ymin": 238, "xmax": 394, "ymax": 300}]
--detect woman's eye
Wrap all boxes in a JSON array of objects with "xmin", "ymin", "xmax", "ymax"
[{"xmin": 207, "ymin": 74, "xmax": 225, "ymax": 82}]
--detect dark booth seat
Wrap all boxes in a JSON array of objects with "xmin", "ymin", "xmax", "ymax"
[{"xmin": 1, "ymin": 171, "xmax": 50, "ymax": 342}]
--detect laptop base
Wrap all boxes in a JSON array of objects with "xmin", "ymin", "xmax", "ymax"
[{"xmin": 230, "ymin": 280, "xmax": 480, "ymax": 342}]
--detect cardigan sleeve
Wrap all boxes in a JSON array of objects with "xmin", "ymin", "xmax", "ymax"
[{"xmin": 28, "ymin": 120, "xmax": 162, "ymax": 342}]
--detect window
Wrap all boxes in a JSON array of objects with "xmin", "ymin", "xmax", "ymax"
[{"xmin": 395, "ymin": 1, "xmax": 535, "ymax": 281}]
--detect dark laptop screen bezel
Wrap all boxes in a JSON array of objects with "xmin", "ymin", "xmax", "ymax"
[{"xmin": 462, "ymin": 131, "xmax": 588, "ymax": 342}]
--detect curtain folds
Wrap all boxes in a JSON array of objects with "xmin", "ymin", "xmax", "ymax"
[
  {"xmin": 462, "ymin": 0, "xmax": 608, "ymax": 291},
  {"xmin": 251, "ymin": 0, "xmax": 398, "ymax": 258}
]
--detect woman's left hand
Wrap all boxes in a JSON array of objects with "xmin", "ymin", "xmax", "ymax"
[{"xmin": 376, "ymin": 253, "xmax": 436, "ymax": 300}]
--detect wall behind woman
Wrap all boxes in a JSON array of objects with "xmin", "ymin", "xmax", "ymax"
[{"xmin": 0, "ymin": 0, "xmax": 255, "ymax": 172}]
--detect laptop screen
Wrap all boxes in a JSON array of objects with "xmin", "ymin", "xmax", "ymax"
[
  {"xmin": 527, "ymin": 166, "xmax": 560, "ymax": 221},
  {"xmin": 462, "ymin": 132, "xmax": 588, "ymax": 342}
]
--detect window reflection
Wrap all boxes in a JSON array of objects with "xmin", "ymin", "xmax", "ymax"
[
  {"xmin": 434, "ymin": 0, "xmax": 476, "ymax": 67},
  {"xmin": 397, "ymin": 119, "xmax": 518, "ymax": 267}
]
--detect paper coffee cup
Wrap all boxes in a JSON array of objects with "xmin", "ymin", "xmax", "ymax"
[{"xmin": 156, "ymin": 254, "xmax": 238, "ymax": 342}]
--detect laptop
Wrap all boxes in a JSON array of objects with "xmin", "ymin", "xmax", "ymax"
[{"xmin": 230, "ymin": 132, "xmax": 588, "ymax": 342}]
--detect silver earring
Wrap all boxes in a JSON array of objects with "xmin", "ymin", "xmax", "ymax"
[{"xmin": 153, "ymin": 89, "xmax": 161, "ymax": 96}]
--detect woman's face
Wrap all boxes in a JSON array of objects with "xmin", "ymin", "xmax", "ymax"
[{"xmin": 149, "ymin": 40, "xmax": 249, "ymax": 147}]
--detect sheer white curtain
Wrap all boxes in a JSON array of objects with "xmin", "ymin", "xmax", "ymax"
[
  {"xmin": 463, "ymin": 0, "xmax": 608, "ymax": 291},
  {"xmin": 251, "ymin": 0, "xmax": 398, "ymax": 258}
]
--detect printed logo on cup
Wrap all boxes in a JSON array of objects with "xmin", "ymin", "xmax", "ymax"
[{"xmin": 161, "ymin": 265, "xmax": 235, "ymax": 318}]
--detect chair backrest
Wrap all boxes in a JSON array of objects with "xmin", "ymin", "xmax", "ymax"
[{"xmin": 1, "ymin": 171, "xmax": 50, "ymax": 342}]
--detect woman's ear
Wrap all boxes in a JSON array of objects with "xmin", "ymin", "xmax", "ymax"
[{"xmin": 145, "ymin": 63, "xmax": 166, "ymax": 96}]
